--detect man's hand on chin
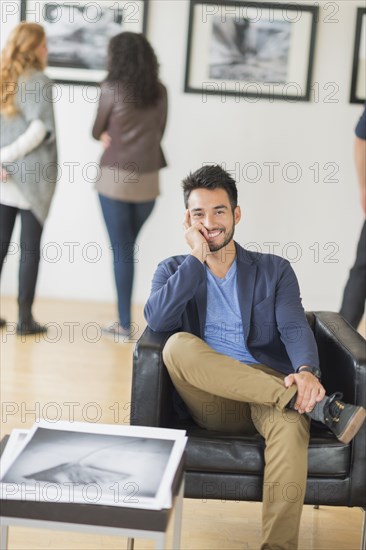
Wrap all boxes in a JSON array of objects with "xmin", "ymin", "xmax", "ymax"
[{"xmin": 183, "ymin": 209, "xmax": 209, "ymax": 264}]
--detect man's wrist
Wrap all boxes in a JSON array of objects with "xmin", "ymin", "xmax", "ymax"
[
  {"xmin": 191, "ymin": 246, "xmax": 208, "ymax": 264},
  {"xmin": 297, "ymin": 366, "xmax": 321, "ymax": 380}
]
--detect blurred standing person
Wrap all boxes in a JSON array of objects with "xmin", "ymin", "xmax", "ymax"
[
  {"xmin": 340, "ymin": 103, "xmax": 366, "ymax": 329},
  {"xmin": 0, "ymin": 22, "xmax": 58, "ymax": 335},
  {"xmin": 92, "ymin": 32, "xmax": 168, "ymax": 339}
]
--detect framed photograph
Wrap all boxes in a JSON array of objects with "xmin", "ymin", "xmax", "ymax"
[
  {"xmin": 184, "ymin": 1, "xmax": 319, "ymax": 101},
  {"xmin": 350, "ymin": 8, "xmax": 366, "ymax": 104},
  {"xmin": 21, "ymin": 0, "xmax": 148, "ymax": 85}
]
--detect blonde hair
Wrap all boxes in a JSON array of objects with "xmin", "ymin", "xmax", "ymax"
[{"xmin": 1, "ymin": 22, "xmax": 46, "ymax": 116}]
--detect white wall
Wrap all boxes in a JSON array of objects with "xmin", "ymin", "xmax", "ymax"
[{"xmin": 1, "ymin": 0, "xmax": 365, "ymax": 314}]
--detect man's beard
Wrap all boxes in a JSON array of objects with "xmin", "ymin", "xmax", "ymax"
[{"xmin": 207, "ymin": 223, "xmax": 235, "ymax": 252}]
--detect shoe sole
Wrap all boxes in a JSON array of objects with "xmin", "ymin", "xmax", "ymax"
[{"xmin": 338, "ymin": 407, "xmax": 366, "ymax": 444}]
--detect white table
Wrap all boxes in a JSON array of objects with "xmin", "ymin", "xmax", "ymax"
[{"xmin": 0, "ymin": 437, "xmax": 185, "ymax": 550}]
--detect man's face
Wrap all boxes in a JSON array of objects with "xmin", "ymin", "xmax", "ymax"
[{"xmin": 187, "ymin": 188, "xmax": 241, "ymax": 252}]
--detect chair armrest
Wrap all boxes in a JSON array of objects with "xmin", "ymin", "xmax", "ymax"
[
  {"xmin": 313, "ymin": 311, "xmax": 366, "ymax": 506},
  {"xmin": 313, "ymin": 311, "xmax": 366, "ymax": 406},
  {"xmin": 131, "ymin": 327, "xmax": 178, "ymax": 427}
]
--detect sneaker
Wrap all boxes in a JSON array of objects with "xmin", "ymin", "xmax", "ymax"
[
  {"xmin": 102, "ymin": 322, "xmax": 132, "ymax": 343},
  {"xmin": 324, "ymin": 392, "xmax": 366, "ymax": 444},
  {"xmin": 16, "ymin": 317, "xmax": 47, "ymax": 336}
]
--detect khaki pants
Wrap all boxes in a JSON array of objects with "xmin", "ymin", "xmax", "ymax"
[{"xmin": 163, "ymin": 332, "xmax": 310, "ymax": 550}]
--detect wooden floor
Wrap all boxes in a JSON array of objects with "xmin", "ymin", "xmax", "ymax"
[{"xmin": 0, "ymin": 296, "xmax": 364, "ymax": 550}]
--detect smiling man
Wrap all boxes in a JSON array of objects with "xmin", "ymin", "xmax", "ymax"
[{"xmin": 144, "ymin": 164, "xmax": 366, "ymax": 550}]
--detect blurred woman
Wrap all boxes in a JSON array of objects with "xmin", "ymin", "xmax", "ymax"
[
  {"xmin": 0, "ymin": 22, "xmax": 58, "ymax": 335},
  {"xmin": 92, "ymin": 32, "xmax": 167, "ymax": 339}
]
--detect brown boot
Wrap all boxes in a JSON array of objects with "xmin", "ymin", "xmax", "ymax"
[{"xmin": 323, "ymin": 392, "xmax": 366, "ymax": 444}]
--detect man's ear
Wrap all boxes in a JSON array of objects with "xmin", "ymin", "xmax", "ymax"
[
  {"xmin": 184, "ymin": 209, "xmax": 192, "ymax": 227},
  {"xmin": 234, "ymin": 206, "xmax": 241, "ymax": 225}
]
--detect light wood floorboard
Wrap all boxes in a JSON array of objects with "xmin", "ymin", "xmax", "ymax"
[{"xmin": 0, "ymin": 297, "xmax": 364, "ymax": 550}]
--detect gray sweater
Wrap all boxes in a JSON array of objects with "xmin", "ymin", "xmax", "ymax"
[{"xmin": 0, "ymin": 70, "xmax": 58, "ymax": 224}]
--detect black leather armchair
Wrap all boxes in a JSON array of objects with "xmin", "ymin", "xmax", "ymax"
[{"xmin": 131, "ymin": 312, "xmax": 366, "ymax": 548}]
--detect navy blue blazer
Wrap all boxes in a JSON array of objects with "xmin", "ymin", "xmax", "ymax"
[{"xmin": 144, "ymin": 242, "xmax": 319, "ymax": 375}]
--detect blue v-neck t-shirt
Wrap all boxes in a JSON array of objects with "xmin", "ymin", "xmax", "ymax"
[{"xmin": 204, "ymin": 260, "xmax": 259, "ymax": 364}]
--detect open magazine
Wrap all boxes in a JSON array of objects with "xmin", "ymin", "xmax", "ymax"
[{"xmin": 0, "ymin": 421, "xmax": 187, "ymax": 510}]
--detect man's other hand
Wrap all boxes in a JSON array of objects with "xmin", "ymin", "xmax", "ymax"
[{"xmin": 284, "ymin": 371, "xmax": 326, "ymax": 414}]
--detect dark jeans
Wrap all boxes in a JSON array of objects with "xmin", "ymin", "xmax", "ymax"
[
  {"xmin": 0, "ymin": 204, "xmax": 43, "ymax": 320},
  {"xmin": 340, "ymin": 220, "xmax": 366, "ymax": 328},
  {"xmin": 99, "ymin": 194, "xmax": 155, "ymax": 329}
]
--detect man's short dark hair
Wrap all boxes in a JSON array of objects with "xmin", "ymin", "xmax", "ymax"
[{"xmin": 182, "ymin": 165, "xmax": 238, "ymax": 211}]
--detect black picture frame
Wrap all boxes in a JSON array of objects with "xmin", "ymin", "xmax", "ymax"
[
  {"xmin": 350, "ymin": 7, "xmax": 366, "ymax": 104},
  {"xmin": 184, "ymin": 0, "xmax": 318, "ymax": 101},
  {"xmin": 21, "ymin": 0, "xmax": 148, "ymax": 85}
]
